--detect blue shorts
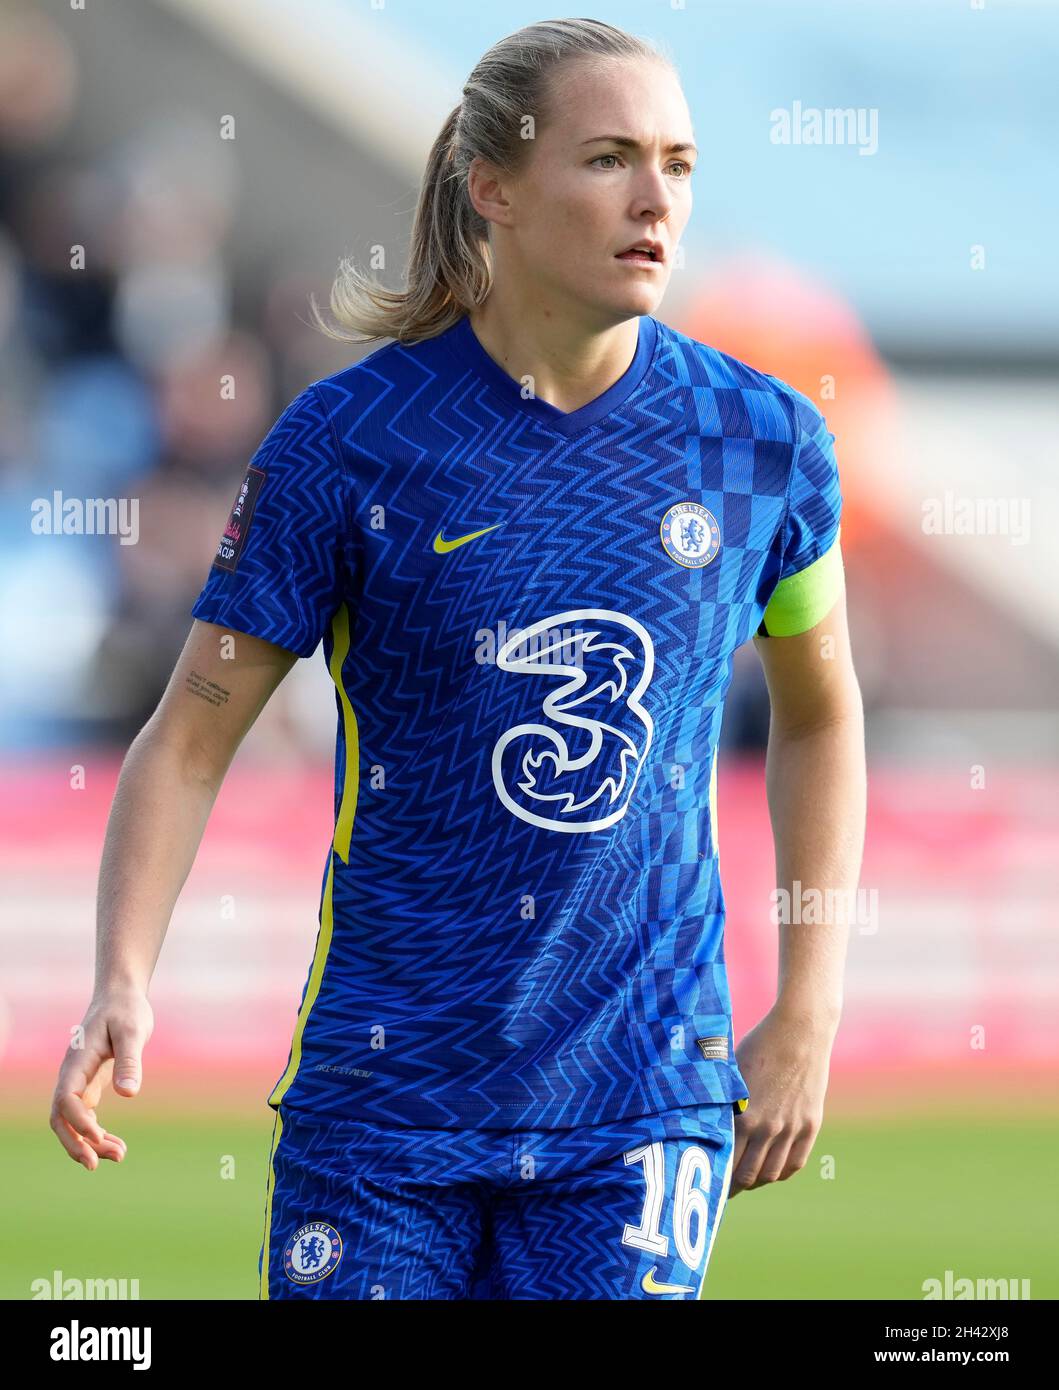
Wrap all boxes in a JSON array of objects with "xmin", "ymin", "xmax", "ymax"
[{"xmin": 259, "ymin": 1101, "xmax": 739, "ymax": 1300}]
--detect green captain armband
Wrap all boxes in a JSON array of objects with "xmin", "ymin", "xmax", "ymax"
[{"xmin": 757, "ymin": 529, "xmax": 844, "ymax": 637}]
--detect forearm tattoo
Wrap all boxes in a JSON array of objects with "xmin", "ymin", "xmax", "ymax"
[{"xmin": 185, "ymin": 669, "xmax": 231, "ymax": 707}]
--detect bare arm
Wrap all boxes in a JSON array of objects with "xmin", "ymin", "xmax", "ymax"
[
  {"xmin": 759, "ymin": 587, "xmax": 866, "ymax": 1027},
  {"xmin": 729, "ymin": 588, "xmax": 866, "ymax": 1194},
  {"xmin": 50, "ymin": 619, "xmax": 298, "ymax": 1169}
]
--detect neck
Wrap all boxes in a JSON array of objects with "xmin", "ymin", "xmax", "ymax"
[{"xmin": 467, "ymin": 291, "xmax": 642, "ymax": 416}]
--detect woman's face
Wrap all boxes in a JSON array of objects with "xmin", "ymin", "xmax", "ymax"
[{"xmin": 478, "ymin": 58, "xmax": 696, "ymax": 324}]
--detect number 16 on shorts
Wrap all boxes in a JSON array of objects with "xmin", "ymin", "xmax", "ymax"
[{"xmin": 621, "ymin": 1131, "xmax": 735, "ymax": 1299}]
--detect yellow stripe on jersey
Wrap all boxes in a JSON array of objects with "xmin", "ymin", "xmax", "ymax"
[
  {"xmin": 259, "ymin": 1109, "xmax": 284, "ymax": 1300},
  {"xmin": 330, "ymin": 602, "xmax": 360, "ymax": 864},
  {"xmin": 759, "ymin": 527, "xmax": 844, "ymax": 637},
  {"xmin": 267, "ymin": 602, "xmax": 358, "ymax": 1113}
]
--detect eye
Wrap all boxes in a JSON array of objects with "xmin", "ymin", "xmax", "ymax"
[{"xmin": 591, "ymin": 153, "xmax": 694, "ymax": 179}]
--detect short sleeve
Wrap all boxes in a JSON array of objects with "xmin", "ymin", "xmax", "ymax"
[
  {"xmin": 757, "ymin": 388, "xmax": 844, "ymax": 638},
  {"xmin": 191, "ymin": 383, "xmax": 348, "ymax": 658}
]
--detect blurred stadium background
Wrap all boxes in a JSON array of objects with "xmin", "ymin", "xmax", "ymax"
[{"xmin": 1, "ymin": 0, "xmax": 1056, "ymax": 1299}]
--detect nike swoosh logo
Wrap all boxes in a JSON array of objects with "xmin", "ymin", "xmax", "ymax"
[
  {"xmin": 432, "ymin": 523, "xmax": 503, "ymax": 554},
  {"xmin": 641, "ymin": 1267, "xmax": 695, "ymax": 1296}
]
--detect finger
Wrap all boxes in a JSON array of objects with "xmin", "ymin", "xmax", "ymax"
[
  {"xmin": 729, "ymin": 1134, "xmax": 772, "ymax": 1195},
  {"xmin": 728, "ymin": 1126, "xmax": 750, "ymax": 1177},
  {"xmin": 727, "ymin": 1133, "xmax": 748, "ymax": 1198},
  {"xmin": 50, "ymin": 1108, "xmax": 102, "ymax": 1169},
  {"xmin": 777, "ymin": 1128, "xmax": 816, "ymax": 1182},
  {"xmin": 98, "ymin": 1130, "xmax": 127, "ymax": 1161},
  {"xmin": 54, "ymin": 1051, "xmax": 126, "ymax": 1159},
  {"xmin": 53, "ymin": 1051, "xmax": 109, "ymax": 1143},
  {"xmin": 53, "ymin": 1091, "xmax": 127, "ymax": 1163},
  {"xmin": 83, "ymin": 1056, "xmax": 113, "ymax": 1110},
  {"xmin": 54, "ymin": 1092, "xmax": 124, "ymax": 1159},
  {"xmin": 108, "ymin": 1026, "xmax": 144, "ymax": 1097},
  {"xmin": 750, "ymin": 1134, "xmax": 797, "ymax": 1189}
]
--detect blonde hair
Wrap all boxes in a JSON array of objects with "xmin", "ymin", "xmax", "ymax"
[{"xmin": 309, "ymin": 18, "xmax": 673, "ymax": 347}]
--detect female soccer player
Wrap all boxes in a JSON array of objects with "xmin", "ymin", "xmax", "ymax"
[{"xmin": 50, "ymin": 18, "xmax": 865, "ymax": 1300}]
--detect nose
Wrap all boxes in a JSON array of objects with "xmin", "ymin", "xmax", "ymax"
[{"xmin": 630, "ymin": 164, "xmax": 676, "ymax": 224}]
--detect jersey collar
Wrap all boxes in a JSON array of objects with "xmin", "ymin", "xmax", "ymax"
[{"xmin": 446, "ymin": 312, "xmax": 658, "ymax": 438}]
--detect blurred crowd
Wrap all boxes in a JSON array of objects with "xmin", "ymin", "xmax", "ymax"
[{"xmin": 0, "ymin": 9, "xmax": 349, "ymax": 754}]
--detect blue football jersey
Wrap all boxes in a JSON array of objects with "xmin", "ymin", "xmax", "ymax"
[{"xmin": 191, "ymin": 312, "xmax": 843, "ymax": 1130}]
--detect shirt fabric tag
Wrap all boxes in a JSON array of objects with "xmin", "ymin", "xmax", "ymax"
[{"xmin": 696, "ymin": 1035, "xmax": 729, "ymax": 1061}]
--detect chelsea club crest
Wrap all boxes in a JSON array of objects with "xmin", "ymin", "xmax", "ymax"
[
  {"xmin": 284, "ymin": 1221, "xmax": 344, "ymax": 1285},
  {"xmin": 659, "ymin": 501, "xmax": 721, "ymax": 569}
]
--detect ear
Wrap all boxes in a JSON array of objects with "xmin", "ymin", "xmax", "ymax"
[{"xmin": 467, "ymin": 154, "xmax": 516, "ymax": 230}]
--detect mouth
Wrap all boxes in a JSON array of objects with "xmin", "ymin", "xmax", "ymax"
[{"xmin": 615, "ymin": 241, "xmax": 664, "ymax": 265}]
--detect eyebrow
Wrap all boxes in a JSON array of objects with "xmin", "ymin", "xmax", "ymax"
[{"xmin": 580, "ymin": 135, "xmax": 698, "ymax": 157}]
